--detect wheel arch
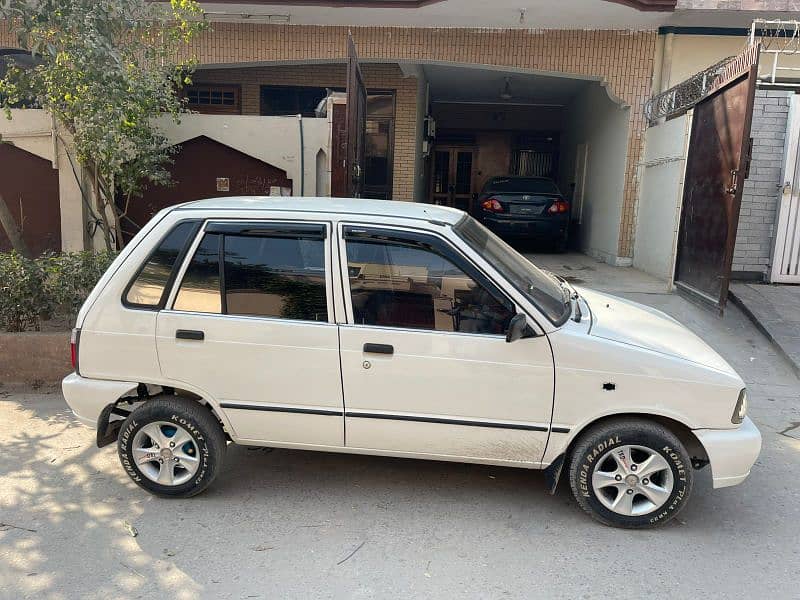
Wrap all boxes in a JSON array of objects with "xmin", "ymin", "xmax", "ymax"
[
  {"xmin": 544, "ymin": 412, "xmax": 709, "ymax": 494},
  {"xmin": 114, "ymin": 382, "xmax": 233, "ymax": 440}
]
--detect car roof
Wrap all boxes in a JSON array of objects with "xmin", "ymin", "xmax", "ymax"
[{"xmin": 176, "ymin": 196, "xmax": 465, "ymax": 225}]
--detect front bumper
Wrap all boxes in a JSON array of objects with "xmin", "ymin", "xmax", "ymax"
[
  {"xmin": 694, "ymin": 417, "xmax": 761, "ymax": 488},
  {"xmin": 62, "ymin": 372, "xmax": 137, "ymax": 428}
]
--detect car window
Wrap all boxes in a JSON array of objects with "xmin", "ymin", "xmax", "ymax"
[
  {"xmin": 125, "ymin": 221, "xmax": 199, "ymax": 308},
  {"xmin": 174, "ymin": 233, "xmax": 222, "ymax": 313},
  {"xmin": 454, "ymin": 216, "xmax": 569, "ymax": 326},
  {"xmin": 483, "ymin": 177, "xmax": 560, "ymax": 195},
  {"xmin": 173, "ymin": 230, "xmax": 328, "ymax": 322},
  {"xmin": 345, "ymin": 233, "xmax": 513, "ymax": 335},
  {"xmin": 223, "ymin": 234, "xmax": 327, "ymax": 321}
]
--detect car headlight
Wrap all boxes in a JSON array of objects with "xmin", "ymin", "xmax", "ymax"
[{"xmin": 732, "ymin": 388, "xmax": 747, "ymax": 424}]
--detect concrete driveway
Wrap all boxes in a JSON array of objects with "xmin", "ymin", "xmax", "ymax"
[{"xmin": 2, "ymin": 256, "xmax": 799, "ymax": 599}]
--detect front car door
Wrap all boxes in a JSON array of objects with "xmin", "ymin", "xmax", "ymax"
[
  {"xmin": 336, "ymin": 223, "xmax": 555, "ymax": 466},
  {"xmin": 155, "ymin": 219, "xmax": 344, "ymax": 447}
]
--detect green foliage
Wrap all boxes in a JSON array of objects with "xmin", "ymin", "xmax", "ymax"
[
  {"xmin": 0, "ymin": 251, "xmax": 49, "ymax": 332},
  {"xmin": 0, "ymin": 251, "xmax": 117, "ymax": 332},
  {"xmin": 41, "ymin": 250, "xmax": 117, "ymax": 321},
  {"xmin": 0, "ymin": 0, "xmax": 207, "ymax": 248}
]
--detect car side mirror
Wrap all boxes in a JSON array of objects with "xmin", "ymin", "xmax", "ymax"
[{"xmin": 506, "ymin": 313, "xmax": 530, "ymax": 343}]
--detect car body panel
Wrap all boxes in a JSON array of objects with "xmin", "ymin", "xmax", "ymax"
[
  {"xmin": 694, "ymin": 417, "xmax": 761, "ymax": 488},
  {"xmin": 479, "ymin": 212, "xmax": 569, "ymax": 241},
  {"xmin": 338, "ymin": 324, "xmax": 555, "ymax": 464},
  {"xmin": 578, "ymin": 287, "xmax": 737, "ymax": 376},
  {"xmin": 62, "ymin": 372, "xmax": 138, "ymax": 427},
  {"xmin": 61, "ymin": 196, "xmax": 759, "ymax": 490}
]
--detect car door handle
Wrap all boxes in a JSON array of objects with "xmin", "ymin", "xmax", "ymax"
[
  {"xmin": 363, "ymin": 343, "xmax": 393, "ymax": 355},
  {"xmin": 176, "ymin": 329, "xmax": 204, "ymax": 341}
]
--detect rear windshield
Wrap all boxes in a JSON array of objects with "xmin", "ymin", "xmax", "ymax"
[{"xmin": 483, "ymin": 177, "xmax": 560, "ymax": 195}]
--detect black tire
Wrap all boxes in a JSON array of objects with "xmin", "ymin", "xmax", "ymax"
[
  {"xmin": 117, "ymin": 396, "xmax": 226, "ymax": 498},
  {"xmin": 568, "ymin": 418, "xmax": 693, "ymax": 528},
  {"xmin": 554, "ymin": 234, "xmax": 569, "ymax": 253}
]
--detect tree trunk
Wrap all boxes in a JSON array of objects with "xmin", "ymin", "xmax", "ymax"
[
  {"xmin": 91, "ymin": 168, "xmax": 114, "ymax": 251},
  {"xmin": 0, "ymin": 193, "xmax": 32, "ymax": 257}
]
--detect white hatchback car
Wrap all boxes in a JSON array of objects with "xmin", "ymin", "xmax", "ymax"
[{"xmin": 63, "ymin": 197, "xmax": 760, "ymax": 528}]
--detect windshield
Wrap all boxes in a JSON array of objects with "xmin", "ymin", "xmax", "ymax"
[
  {"xmin": 483, "ymin": 177, "xmax": 560, "ymax": 195},
  {"xmin": 454, "ymin": 216, "xmax": 570, "ymax": 326}
]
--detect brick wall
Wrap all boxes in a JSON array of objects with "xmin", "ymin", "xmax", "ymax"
[
  {"xmin": 1, "ymin": 21, "xmax": 656, "ymax": 258},
  {"xmin": 180, "ymin": 24, "xmax": 656, "ymax": 259},
  {"xmin": 732, "ymin": 89, "xmax": 791, "ymax": 279},
  {"xmin": 193, "ymin": 63, "xmax": 418, "ymax": 201}
]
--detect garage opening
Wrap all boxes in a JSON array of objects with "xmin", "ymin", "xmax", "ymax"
[{"xmin": 421, "ymin": 64, "xmax": 630, "ymax": 259}]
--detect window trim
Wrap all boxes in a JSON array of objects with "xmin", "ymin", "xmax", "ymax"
[
  {"xmin": 166, "ymin": 219, "xmax": 335, "ymax": 325},
  {"xmin": 338, "ymin": 223, "xmax": 517, "ymax": 336},
  {"xmin": 121, "ymin": 219, "xmax": 202, "ymax": 311},
  {"xmin": 185, "ymin": 83, "xmax": 242, "ymax": 115}
]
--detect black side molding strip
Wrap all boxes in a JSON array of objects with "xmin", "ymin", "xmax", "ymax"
[
  {"xmin": 220, "ymin": 403, "xmax": 342, "ymax": 416},
  {"xmin": 218, "ymin": 403, "xmax": 569, "ymax": 433},
  {"xmin": 345, "ymin": 411, "xmax": 549, "ymax": 432}
]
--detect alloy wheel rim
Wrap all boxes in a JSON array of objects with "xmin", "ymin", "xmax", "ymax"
[
  {"xmin": 591, "ymin": 444, "xmax": 674, "ymax": 517},
  {"xmin": 132, "ymin": 421, "xmax": 200, "ymax": 486}
]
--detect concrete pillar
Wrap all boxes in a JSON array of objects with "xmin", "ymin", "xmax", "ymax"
[{"xmin": 53, "ymin": 131, "xmax": 90, "ymax": 251}]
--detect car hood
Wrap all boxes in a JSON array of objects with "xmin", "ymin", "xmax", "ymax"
[{"xmin": 576, "ymin": 287, "xmax": 737, "ymax": 376}]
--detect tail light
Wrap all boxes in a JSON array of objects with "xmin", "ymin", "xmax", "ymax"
[
  {"xmin": 481, "ymin": 198, "xmax": 504, "ymax": 213},
  {"xmin": 548, "ymin": 200, "xmax": 570, "ymax": 215},
  {"xmin": 70, "ymin": 328, "xmax": 80, "ymax": 372}
]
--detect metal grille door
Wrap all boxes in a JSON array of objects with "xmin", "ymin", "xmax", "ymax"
[
  {"xmin": 772, "ymin": 95, "xmax": 800, "ymax": 282},
  {"xmin": 674, "ymin": 46, "xmax": 759, "ymax": 308}
]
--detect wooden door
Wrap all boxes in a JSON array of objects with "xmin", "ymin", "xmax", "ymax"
[
  {"xmin": 345, "ymin": 34, "xmax": 367, "ymax": 198},
  {"xmin": 430, "ymin": 147, "xmax": 475, "ymax": 212},
  {"xmin": 674, "ymin": 46, "xmax": 759, "ymax": 309}
]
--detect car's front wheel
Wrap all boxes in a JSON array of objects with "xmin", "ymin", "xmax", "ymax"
[
  {"xmin": 117, "ymin": 396, "xmax": 226, "ymax": 498},
  {"xmin": 568, "ymin": 418, "xmax": 694, "ymax": 528}
]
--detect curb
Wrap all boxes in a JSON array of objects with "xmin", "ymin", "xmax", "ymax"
[{"xmin": 728, "ymin": 289, "xmax": 800, "ymax": 379}]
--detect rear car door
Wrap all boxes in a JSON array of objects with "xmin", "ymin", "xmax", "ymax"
[
  {"xmin": 155, "ymin": 220, "xmax": 344, "ymax": 447},
  {"xmin": 337, "ymin": 223, "xmax": 555, "ymax": 465}
]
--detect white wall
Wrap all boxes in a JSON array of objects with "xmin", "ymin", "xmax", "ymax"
[
  {"xmin": 559, "ymin": 83, "xmax": 630, "ymax": 265},
  {"xmin": 633, "ymin": 114, "xmax": 691, "ymax": 282},
  {"xmin": 655, "ymin": 34, "xmax": 800, "ymax": 94},
  {"xmin": 155, "ymin": 114, "xmax": 329, "ymax": 197}
]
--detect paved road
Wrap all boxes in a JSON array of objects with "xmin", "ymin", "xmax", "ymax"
[{"xmin": 1, "ymin": 259, "xmax": 799, "ymax": 599}]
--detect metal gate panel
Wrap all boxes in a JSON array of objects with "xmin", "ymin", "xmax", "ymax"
[
  {"xmin": 771, "ymin": 95, "xmax": 800, "ymax": 282},
  {"xmin": 673, "ymin": 46, "xmax": 759, "ymax": 309}
]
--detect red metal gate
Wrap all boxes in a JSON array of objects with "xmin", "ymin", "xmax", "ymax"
[
  {"xmin": 674, "ymin": 46, "xmax": 759, "ymax": 309},
  {"xmin": 345, "ymin": 34, "xmax": 367, "ymax": 198}
]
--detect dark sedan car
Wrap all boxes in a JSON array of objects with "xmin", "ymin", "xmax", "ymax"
[{"xmin": 473, "ymin": 176, "xmax": 569, "ymax": 251}]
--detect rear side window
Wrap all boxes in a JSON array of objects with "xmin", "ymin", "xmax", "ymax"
[
  {"xmin": 174, "ymin": 234, "xmax": 221, "ymax": 313},
  {"xmin": 224, "ymin": 235, "xmax": 327, "ymax": 321},
  {"xmin": 173, "ymin": 225, "xmax": 328, "ymax": 322},
  {"xmin": 124, "ymin": 221, "xmax": 200, "ymax": 308}
]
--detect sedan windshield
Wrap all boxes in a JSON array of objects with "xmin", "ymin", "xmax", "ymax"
[{"xmin": 454, "ymin": 216, "xmax": 570, "ymax": 326}]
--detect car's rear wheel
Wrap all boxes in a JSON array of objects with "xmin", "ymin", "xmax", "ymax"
[
  {"xmin": 117, "ymin": 396, "xmax": 226, "ymax": 498},
  {"xmin": 568, "ymin": 418, "xmax": 693, "ymax": 528}
]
